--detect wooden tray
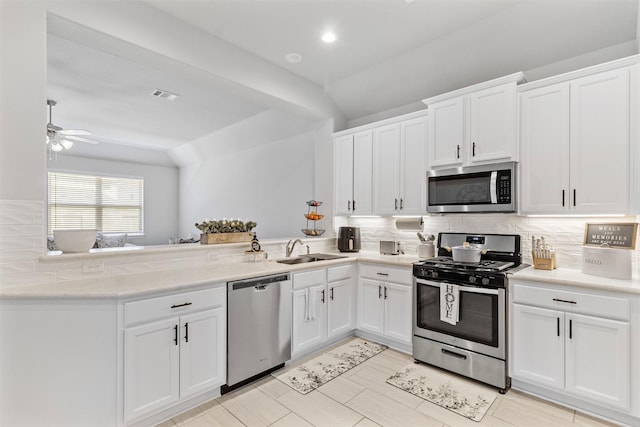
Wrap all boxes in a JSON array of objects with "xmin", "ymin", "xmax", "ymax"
[{"xmin": 200, "ymin": 232, "xmax": 253, "ymax": 244}]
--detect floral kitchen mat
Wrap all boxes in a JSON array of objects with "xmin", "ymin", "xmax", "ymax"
[
  {"xmin": 272, "ymin": 338, "xmax": 387, "ymax": 394},
  {"xmin": 386, "ymin": 363, "xmax": 496, "ymax": 422}
]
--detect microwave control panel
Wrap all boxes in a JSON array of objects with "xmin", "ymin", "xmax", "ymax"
[{"xmin": 497, "ymin": 170, "xmax": 512, "ymax": 203}]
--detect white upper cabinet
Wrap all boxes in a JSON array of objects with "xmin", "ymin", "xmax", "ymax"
[
  {"xmin": 334, "ymin": 134, "xmax": 354, "ymax": 215},
  {"xmin": 372, "ymin": 116, "xmax": 427, "ymax": 215},
  {"xmin": 335, "ymin": 111, "xmax": 426, "ymax": 216},
  {"xmin": 569, "ymin": 68, "xmax": 629, "ymax": 214},
  {"xmin": 428, "ymin": 97, "xmax": 464, "ymax": 168},
  {"xmin": 424, "ymin": 73, "xmax": 524, "ymax": 169},
  {"xmin": 334, "ymin": 132, "xmax": 373, "ymax": 215},
  {"xmin": 520, "ymin": 67, "xmax": 630, "ymax": 214}
]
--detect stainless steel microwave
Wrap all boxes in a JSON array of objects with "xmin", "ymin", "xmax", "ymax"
[{"xmin": 427, "ymin": 162, "xmax": 516, "ymax": 213}]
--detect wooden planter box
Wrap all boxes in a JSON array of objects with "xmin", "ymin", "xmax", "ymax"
[{"xmin": 200, "ymin": 232, "xmax": 253, "ymax": 245}]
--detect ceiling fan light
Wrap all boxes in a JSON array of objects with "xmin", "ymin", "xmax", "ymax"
[
  {"xmin": 51, "ymin": 142, "xmax": 64, "ymax": 152},
  {"xmin": 60, "ymin": 139, "xmax": 74, "ymax": 150}
]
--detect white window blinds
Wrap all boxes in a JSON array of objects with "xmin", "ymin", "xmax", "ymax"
[{"xmin": 48, "ymin": 171, "xmax": 144, "ymax": 235}]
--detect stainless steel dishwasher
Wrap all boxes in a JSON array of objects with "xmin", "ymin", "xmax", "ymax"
[{"xmin": 222, "ymin": 273, "xmax": 292, "ymax": 394}]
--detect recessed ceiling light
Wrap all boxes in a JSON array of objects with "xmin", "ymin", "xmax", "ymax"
[
  {"xmin": 285, "ymin": 53, "xmax": 303, "ymax": 63},
  {"xmin": 322, "ymin": 32, "xmax": 336, "ymax": 43}
]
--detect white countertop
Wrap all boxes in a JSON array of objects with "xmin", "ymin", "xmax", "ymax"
[
  {"xmin": 0, "ymin": 252, "xmax": 419, "ymax": 300},
  {"xmin": 510, "ymin": 266, "xmax": 640, "ymax": 295}
]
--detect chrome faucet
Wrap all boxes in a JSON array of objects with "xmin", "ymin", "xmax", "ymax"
[{"xmin": 286, "ymin": 239, "xmax": 303, "ymax": 257}]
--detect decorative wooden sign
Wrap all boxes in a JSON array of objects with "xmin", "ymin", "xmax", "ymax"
[{"xmin": 583, "ymin": 223, "xmax": 638, "ymax": 249}]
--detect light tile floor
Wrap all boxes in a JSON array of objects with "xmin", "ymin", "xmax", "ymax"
[{"xmin": 158, "ymin": 338, "xmax": 621, "ymax": 427}]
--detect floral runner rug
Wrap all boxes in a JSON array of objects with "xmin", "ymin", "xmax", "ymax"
[
  {"xmin": 273, "ymin": 338, "xmax": 387, "ymax": 394},
  {"xmin": 386, "ymin": 363, "xmax": 496, "ymax": 422}
]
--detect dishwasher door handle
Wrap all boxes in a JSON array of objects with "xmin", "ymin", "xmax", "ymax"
[{"xmin": 254, "ymin": 284, "xmax": 270, "ymax": 291}]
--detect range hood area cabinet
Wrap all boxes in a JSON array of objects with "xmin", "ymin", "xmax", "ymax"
[
  {"xmin": 422, "ymin": 72, "xmax": 526, "ymax": 170},
  {"xmin": 519, "ymin": 63, "xmax": 634, "ymax": 215},
  {"xmin": 372, "ymin": 115, "xmax": 428, "ymax": 215},
  {"xmin": 334, "ymin": 131, "xmax": 373, "ymax": 215}
]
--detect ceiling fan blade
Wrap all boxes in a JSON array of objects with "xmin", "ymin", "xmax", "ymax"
[
  {"xmin": 58, "ymin": 129, "xmax": 91, "ymax": 136},
  {"xmin": 62, "ymin": 135, "xmax": 99, "ymax": 145}
]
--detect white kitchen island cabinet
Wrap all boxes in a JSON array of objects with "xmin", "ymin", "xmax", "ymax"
[
  {"xmin": 292, "ymin": 265, "xmax": 356, "ymax": 358},
  {"xmin": 424, "ymin": 73, "xmax": 525, "ymax": 169},
  {"xmin": 519, "ymin": 65, "xmax": 631, "ymax": 215},
  {"xmin": 123, "ymin": 286, "xmax": 226, "ymax": 424},
  {"xmin": 357, "ymin": 263, "xmax": 413, "ymax": 350},
  {"xmin": 510, "ymin": 280, "xmax": 634, "ymax": 421}
]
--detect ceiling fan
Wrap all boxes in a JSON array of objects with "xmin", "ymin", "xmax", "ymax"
[{"xmin": 46, "ymin": 99, "xmax": 98, "ymax": 152}]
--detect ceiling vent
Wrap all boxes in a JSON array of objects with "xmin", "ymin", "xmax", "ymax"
[{"xmin": 151, "ymin": 89, "xmax": 180, "ymax": 101}]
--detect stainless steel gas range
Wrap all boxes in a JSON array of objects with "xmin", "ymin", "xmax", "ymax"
[{"xmin": 412, "ymin": 232, "xmax": 524, "ymax": 394}]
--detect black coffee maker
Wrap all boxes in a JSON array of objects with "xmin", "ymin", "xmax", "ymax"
[{"xmin": 338, "ymin": 227, "xmax": 361, "ymax": 252}]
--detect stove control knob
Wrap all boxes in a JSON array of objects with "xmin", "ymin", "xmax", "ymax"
[
  {"xmin": 468, "ymin": 275, "xmax": 476, "ymax": 284},
  {"xmin": 431, "ymin": 270, "xmax": 438, "ymax": 279},
  {"xmin": 482, "ymin": 277, "xmax": 490, "ymax": 285}
]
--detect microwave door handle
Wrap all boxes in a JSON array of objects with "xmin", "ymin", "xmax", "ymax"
[{"xmin": 490, "ymin": 171, "xmax": 498, "ymax": 204}]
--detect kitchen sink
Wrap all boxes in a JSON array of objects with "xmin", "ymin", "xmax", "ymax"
[{"xmin": 277, "ymin": 253, "xmax": 347, "ymax": 265}]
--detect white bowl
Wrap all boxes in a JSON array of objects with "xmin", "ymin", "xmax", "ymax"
[{"xmin": 53, "ymin": 229, "xmax": 97, "ymax": 253}]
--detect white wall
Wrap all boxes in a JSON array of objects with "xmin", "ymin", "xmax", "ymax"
[
  {"xmin": 47, "ymin": 155, "xmax": 179, "ymax": 245},
  {"xmin": 174, "ymin": 110, "xmax": 318, "ymax": 239}
]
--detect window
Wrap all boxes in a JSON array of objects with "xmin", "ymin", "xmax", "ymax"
[{"xmin": 48, "ymin": 171, "xmax": 144, "ymax": 236}]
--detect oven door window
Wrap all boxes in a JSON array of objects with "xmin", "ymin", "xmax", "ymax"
[{"xmin": 416, "ymin": 283, "xmax": 498, "ymax": 347}]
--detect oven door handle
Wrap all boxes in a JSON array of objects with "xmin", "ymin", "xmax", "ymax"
[{"xmin": 415, "ymin": 278, "xmax": 500, "ymax": 295}]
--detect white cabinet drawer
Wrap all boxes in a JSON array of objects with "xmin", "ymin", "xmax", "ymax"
[
  {"xmin": 328, "ymin": 264, "xmax": 355, "ymax": 282},
  {"xmin": 359, "ymin": 263, "xmax": 412, "ymax": 285},
  {"xmin": 293, "ymin": 269, "xmax": 326, "ymax": 290},
  {"xmin": 125, "ymin": 286, "xmax": 225, "ymax": 326},
  {"xmin": 511, "ymin": 283, "xmax": 629, "ymax": 321}
]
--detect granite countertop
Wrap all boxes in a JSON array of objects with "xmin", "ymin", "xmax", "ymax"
[
  {"xmin": 0, "ymin": 252, "xmax": 420, "ymax": 300},
  {"xmin": 510, "ymin": 266, "xmax": 640, "ymax": 295}
]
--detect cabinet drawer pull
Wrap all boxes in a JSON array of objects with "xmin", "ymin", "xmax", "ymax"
[
  {"xmin": 573, "ymin": 189, "xmax": 576, "ymax": 207},
  {"xmin": 348, "ymin": 200, "xmax": 351, "ymax": 211},
  {"xmin": 557, "ymin": 317, "xmax": 560, "ymax": 337},
  {"xmin": 384, "ymin": 286, "xmax": 388, "ymax": 299},
  {"xmin": 562, "ymin": 190, "xmax": 565, "ymax": 207},
  {"xmin": 456, "ymin": 144, "xmax": 460, "ymax": 159},
  {"xmin": 442, "ymin": 348, "xmax": 467, "ymax": 360},
  {"xmin": 569, "ymin": 319, "xmax": 573, "ymax": 339},
  {"xmin": 171, "ymin": 302, "xmax": 192, "ymax": 309},
  {"xmin": 352, "ymin": 200, "xmax": 356, "ymax": 211},
  {"xmin": 395, "ymin": 198, "xmax": 398, "ymax": 210},
  {"xmin": 330, "ymin": 287, "xmax": 334, "ymax": 301},
  {"xmin": 400, "ymin": 198, "xmax": 404, "ymax": 209},
  {"xmin": 378, "ymin": 285, "xmax": 382, "ymax": 299},
  {"xmin": 184, "ymin": 322, "xmax": 189, "ymax": 343},
  {"xmin": 472, "ymin": 142, "xmax": 476, "ymax": 157},
  {"xmin": 376, "ymin": 272, "xmax": 389, "ymax": 276},
  {"xmin": 173, "ymin": 324, "xmax": 178, "ymax": 346},
  {"xmin": 552, "ymin": 298, "xmax": 577, "ymax": 304},
  {"xmin": 321, "ymin": 289, "xmax": 325, "ymax": 304}
]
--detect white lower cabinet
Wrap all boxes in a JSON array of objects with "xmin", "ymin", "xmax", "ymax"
[
  {"xmin": 511, "ymin": 282, "xmax": 631, "ymax": 412},
  {"xmin": 358, "ymin": 264, "xmax": 413, "ymax": 346},
  {"xmin": 292, "ymin": 265, "xmax": 356, "ymax": 357},
  {"xmin": 123, "ymin": 286, "xmax": 226, "ymax": 423}
]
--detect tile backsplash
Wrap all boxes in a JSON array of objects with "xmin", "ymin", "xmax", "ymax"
[
  {"xmin": 2, "ymin": 197, "xmax": 639, "ymax": 289},
  {"xmin": 337, "ymin": 214, "xmax": 640, "ymax": 273}
]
